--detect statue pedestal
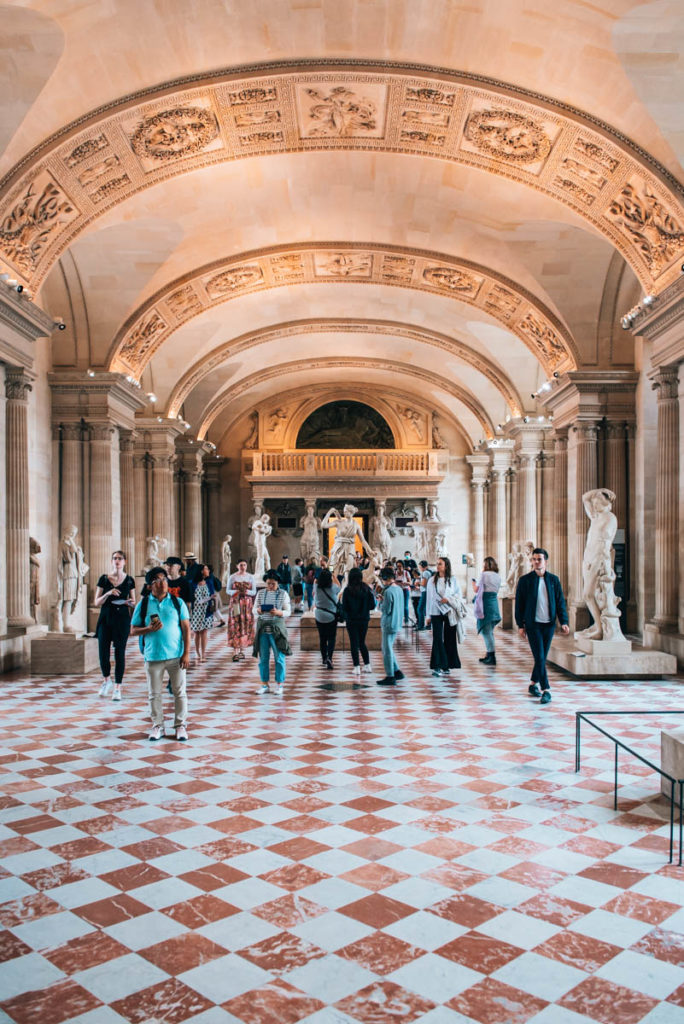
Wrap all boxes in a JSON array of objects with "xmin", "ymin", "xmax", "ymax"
[
  {"xmin": 31, "ymin": 632, "xmax": 100, "ymax": 676},
  {"xmin": 574, "ymin": 636, "xmax": 632, "ymax": 656},
  {"xmin": 500, "ymin": 596, "xmax": 514, "ymax": 630},
  {"xmin": 547, "ymin": 634, "xmax": 676, "ymax": 679},
  {"xmin": 661, "ymin": 728, "xmax": 684, "ymax": 797},
  {"xmin": 299, "ymin": 611, "xmax": 382, "ymax": 651}
]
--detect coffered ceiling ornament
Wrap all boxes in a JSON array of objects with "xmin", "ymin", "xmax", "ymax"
[
  {"xmin": 1, "ymin": 60, "xmax": 683, "ymax": 291},
  {"xmin": 196, "ymin": 356, "xmax": 496, "ymax": 443},
  {"xmin": 106, "ymin": 242, "xmax": 577, "ymax": 377},
  {"xmin": 163, "ymin": 317, "xmax": 524, "ymax": 422}
]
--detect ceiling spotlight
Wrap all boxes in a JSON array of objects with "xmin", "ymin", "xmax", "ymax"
[
  {"xmin": 146, "ymin": 392, "xmax": 157, "ymax": 404},
  {"xmin": 156, "ymin": 416, "xmax": 163, "ymax": 423},
  {"xmin": 523, "ymin": 416, "xmax": 529, "ymax": 423},
  {"xmin": 620, "ymin": 317, "xmax": 630, "ymax": 330},
  {"xmin": 87, "ymin": 369, "xmax": 95, "ymax": 377},
  {"xmin": 553, "ymin": 371, "xmax": 560, "ymax": 378},
  {"xmin": 15, "ymin": 284, "xmax": 23, "ymax": 293},
  {"xmin": 643, "ymin": 294, "xmax": 655, "ymax": 306}
]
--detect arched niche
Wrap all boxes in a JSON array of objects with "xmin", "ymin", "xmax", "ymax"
[{"xmin": 295, "ymin": 400, "xmax": 394, "ymax": 449}]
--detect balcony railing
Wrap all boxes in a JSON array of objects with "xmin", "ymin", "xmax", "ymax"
[{"xmin": 244, "ymin": 449, "xmax": 443, "ymax": 479}]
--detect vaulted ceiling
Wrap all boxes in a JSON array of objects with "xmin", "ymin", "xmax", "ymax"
[{"xmin": 2, "ymin": 0, "xmax": 682, "ymax": 448}]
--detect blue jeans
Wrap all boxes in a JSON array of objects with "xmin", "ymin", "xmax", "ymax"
[
  {"xmin": 526, "ymin": 622, "xmax": 555, "ymax": 690},
  {"xmin": 259, "ymin": 632, "xmax": 286, "ymax": 683},
  {"xmin": 403, "ymin": 590, "xmax": 410, "ymax": 623},
  {"xmin": 305, "ymin": 582, "xmax": 314, "ymax": 609},
  {"xmin": 416, "ymin": 591, "xmax": 426, "ymax": 629},
  {"xmin": 382, "ymin": 629, "xmax": 399, "ymax": 678},
  {"xmin": 480, "ymin": 620, "xmax": 496, "ymax": 653}
]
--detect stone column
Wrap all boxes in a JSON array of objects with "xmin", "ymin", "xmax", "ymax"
[
  {"xmin": 5, "ymin": 368, "xmax": 34, "ymax": 626},
  {"xmin": 488, "ymin": 468, "xmax": 507, "ymax": 573},
  {"xmin": 133, "ymin": 447, "xmax": 150, "ymax": 572},
  {"xmin": 152, "ymin": 455, "xmax": 175, "ymax": 559},
  {"xmin": 58, "ymin": 421, "xmax": 85, "ymax": 537},
  {"xmin": 203, "ymin": 456, "xmax": 225, "ymax": 570},
  {"xmin": 0, "ymin": 365, "xmax": 6, "ymax": 635},
  {"xmin": 517, "ymin": 453, "xmax": 537, "ymax": 545},
  {"xmin": 539, "ymin": 448, "xmax": 555, "ymax": 555},
  {"xmin": 179, "ymin": 445, "xmax": 203, "ymax": 559},
  {"xmin": 466, "ymin": 454, "xmax": 489, "ymax": 570},
  {"xmin": 119, "ymin": 430, "xmax": 136, "ymax": 573},
  {"xmin": 571, "ymin": 422, "xmax": 598, "ymax": 626},
  {"xmin": 553, "ymin": 431, "xmax": 568, "ymax": 590},
  {"xmin": 605, "ymin": 422, "xmax": 628, "ymax": 529},
  {"xmin": 651, "ymin": 366, "xmax": 679, "ymax": 629},
  {"xmin": 89, "ymin": 423, "xmax": 117, "ymax": 601}
]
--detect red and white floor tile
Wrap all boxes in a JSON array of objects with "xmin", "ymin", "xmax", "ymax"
[{"xmin": 0, "ymin": 620, "xmax": 683, "ymax": 1023}]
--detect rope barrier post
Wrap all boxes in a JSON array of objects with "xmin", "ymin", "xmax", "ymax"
[
  {"xmin": 670, "ymin": 779, "xmax": 675, "ymax": 865},
  {"xmin": 679, "ymin": 781, "xmax": 683, "ymax": 868},
  {"xmin": 575, "ymin": 713, "xmax": 581, "ymax": 773},
  {"xmin": 614, "ymin": 744, "xmax": 619, "ymax": 812}
]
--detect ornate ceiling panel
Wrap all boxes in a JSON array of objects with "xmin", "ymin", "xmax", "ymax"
[
  {"xmin": 164, "ymin": 317, "xmax": 524, "ymax": 420},
  {"xmin": 0, "ymin": 62, "xmax": 683, "ymax": 293},
  {"xmin": 105, "ymin": 243, "xmax": 578, "ymax": 378}
]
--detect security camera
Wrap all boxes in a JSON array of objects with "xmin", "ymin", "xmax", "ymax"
[
  {"xmin": 15, "ymin": 284, "xmax": 23, "ymax": 293},
  {"xmin": 57, "ymin": 322, "xmax": 66, "ymax": 331},
  {"xmin": 553, "ymin": 371, "xmax": 560, "ymax": 378}
]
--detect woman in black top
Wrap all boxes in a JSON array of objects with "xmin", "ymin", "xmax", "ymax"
[
  {"xmin": 94, "ymin": 550, "xmax": 136, "ymax": 700},
  {"xmin": 313, "ymin": 568, "xmax": 340, "ymax": 669},
  {"xmin": 341, "ymin": 567, "xmax": 376, "ymax": 677}
]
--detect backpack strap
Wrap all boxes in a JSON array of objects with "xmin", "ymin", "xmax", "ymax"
[{"xmin": 139, "ymin": 593, "xmax": 149, "ymax": 650}]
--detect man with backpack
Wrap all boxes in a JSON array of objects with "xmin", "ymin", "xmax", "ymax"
[{"xmin": 131, "ymin": 566, "xmax": 191, "ymax": 741}]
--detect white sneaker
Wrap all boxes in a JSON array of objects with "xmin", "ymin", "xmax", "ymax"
[
  {"xmin": 257, "ymin": 683, "xmax": 270, "ymax": 694},
  {"xmin": 353, "ymin": 666, "xmax": 361, "ymax": 676},
  {"xmin": 362, "ymin": 664, "xmax": 372, "ymax": 674},
  {"xmin": 148, "ymin": 724, "xmax": 164, "ymax": 741},
  {"xmin": 277, "ymin": 683, "xmax": 284, "ymax": 695},
  {"xmin": 112, "ymin": 685, "xmax": 122, "ymax": 701},
  {"xmin": 99, "ymin": 678, "xmax": 112, "ymax": 697},
  {"xmin": 175, "ymin": 725, "xmax": 188, "ymax": 742}
]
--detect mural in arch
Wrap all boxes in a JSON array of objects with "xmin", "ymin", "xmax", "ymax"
[{"xmin": 296, "ymin": 401, "xmax": 394, "ymax": 449}]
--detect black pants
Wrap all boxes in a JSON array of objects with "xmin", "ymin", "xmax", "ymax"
[
  {"xmin": 316, "ymin": 619, "xmax": 337, "ymax": 662},
  {"xmin": 97, "ymin": 621, "xmax": 129, "ymax": 685},
  {"xmin": 526, "ymin": 622, "xmax": 555, "ymax": 690},
  {"xmin": 346, "ymin": 620, "xmax": 369, "ymax": 667},
  {"xmin": 430, "ymin": 614, "xmax": 461, "ymax": 671}
]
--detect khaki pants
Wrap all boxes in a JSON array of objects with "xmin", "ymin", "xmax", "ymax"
[{"xmin": 145, "ymin": 658, "xmax": 188, "ymax": 727}]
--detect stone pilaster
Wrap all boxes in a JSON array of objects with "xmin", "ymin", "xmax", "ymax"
[
  {"xmin": 651, "ymin": 366, "xmax": 679, "ymax": 629},
  {"xmin": 466, "ymin": 454, "xmax": 489, "ymax": 570},
  {"xmin": 605, "ymin": 422, "xmax": 628, "ymax": 529},
  {"xmin": 0, "ymin": 365, "xmax": 6, "ymax": 635},
  {"xmin": 152, "ymin": 454, "xmax": 175, "ymax": 558},
  {"xmin": 88, "ymin": 423, "xmax": 117, "ymax": 604},
  {"xmin": 552, "ymin": 431, "xmax": 568, "ymax": 590},
  {"xmin": 506, "ymin": 466, "xmax": 517, "ymax": 556},
  {"xmin": 571, "ymin": 422, "xmax": 598, "ymax": 626},
  {"xmin": 203, "ymin": 455, "xmax": 226, "ymax": 570},
  {"xmin": 487, "ymin": 443, "xmax": 513, "ymax": 577},
  {"xmin": 176, "ymin": 439, "xmax": 204, "ymax": 559},
  {"xmin": 539, "ymin": 448, "xmax": 555, "ymax": 556},
  {"xmin": 517, "ymin": 453, "xmax": 537, "ymax": 545},
  {"xmin": 5, "ymin": 368, "xmax": 34, "ymax": 626},
  {"xmin": 58, "ymin": 421, "xmax": 85, "ymax": 537},
  {"xmin": 119, "ymin": 430, "xmax": 136, "ymax": 574}
]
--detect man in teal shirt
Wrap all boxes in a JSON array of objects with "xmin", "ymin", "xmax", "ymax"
[
  {"xmin": 377, "ymin": 566, "xmax": 405, "ymax": 686},
  {"xmin": 131, "ymin": 566, "xmax": 191, "ymax": 741}
]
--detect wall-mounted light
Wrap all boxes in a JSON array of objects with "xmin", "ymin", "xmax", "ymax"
[{"xmin": 146, "ymin": 392, "xmax": 157, "ymax": 404}]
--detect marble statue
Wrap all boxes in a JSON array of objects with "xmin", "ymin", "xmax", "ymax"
[
  {"xmin": 424, "ymin": 500, "xmax": 440, "ymax": 522},
  {"xmin": 362, "ymin": 549, "xmax": 383, "ymax": 589},
  {"xmin": 434, "ymin": 529, "xmax": 449, "ymax": 561},
  {"xmin": 575, "ymin": 488, "xmax": 626, "ymax": 643},
  {"xmin": 247, "ymin": 502, "xmax": 263, "ymax": 570},
  {"xmin": 369, "ymin": 501, "xmax": 394, "ymax": 561},
  {"xmin": 400, "ymin": 406, "xmax": 425, "ymax": 442},
  {"xmin": 220, "ymin": 534, "xmax": 232, "ymax": 589},
  {"xmin": 244, "ymin": 411, "xmax": 258, "ymax": 449},
  {"xmin": 30, "ymin": 537, "xmax": 41, "ymax": 622},
  {"xmin": 299, "ymin": 503, "xmax": 322, "ymax": 564},
  {"xmin": 143, "ymin": 535, "xmax": 166, "ymax": 572},
  {"xmin": 504, "ymin": 540, "xmax": 534, "ymax": 597},
  {"xmin": 252, "ymin": 513, "xmax": 272, "ymax": 578},
  {"xmin": 56, "ymin": 525, "xmax": 88, "ymax": 633},
  {"xmin": 431, "ymin": 413, "xmax": 448, "ymax": 450},
  {"xmin": 321, "ymin": 504, "xmax": 374, "ymax": 581}
]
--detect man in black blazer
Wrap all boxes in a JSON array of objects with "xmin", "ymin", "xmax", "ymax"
[{"xmin": 514, "ymin": 547, "xmax": 569, "ymax": 704}]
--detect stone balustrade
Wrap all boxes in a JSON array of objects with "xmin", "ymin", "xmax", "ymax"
[{"xmin": 244, "ymin": 449, "xmax": 443, "ymax": 480}]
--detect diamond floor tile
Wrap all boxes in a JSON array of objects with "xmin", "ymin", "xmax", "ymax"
[{"xmin": 0, "ymin": 618, "xmax": 682, "ymax": 1022}]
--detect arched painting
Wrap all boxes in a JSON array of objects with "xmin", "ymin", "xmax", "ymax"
[{"xmin": 296, "ymin": 401, "xmax": 395, "ymax": 449}]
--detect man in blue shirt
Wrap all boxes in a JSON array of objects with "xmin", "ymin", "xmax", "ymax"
[
  {"xmin": 376, "ymin": 566, "xmax": 405, "ymax": 686},
  {"xmin": 131, "ymin": 566, "xmax": 191, "ymax": 740},
  {"xmin": 514, "ymin": 548, "xmax": 569, "ymax": 705}
]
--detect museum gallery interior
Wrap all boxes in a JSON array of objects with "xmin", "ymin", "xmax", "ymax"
[{"xmin": 0, "ymin": 2, "xmax": 683, "ymax": 1022}]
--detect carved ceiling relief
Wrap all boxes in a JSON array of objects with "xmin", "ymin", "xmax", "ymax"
[
  {"xmin": 166, "ymin": 285, "xmax": 202, "ymax": 319},
  {"xmin": 422, "ymin": 265, "xmax": 482, "ymax": 298},
  {"xmin": 1, "ymin": 67, "xmax": 683, "ymax": 289},
  {"xmin": 203, "ymin": 264, "xmax": 264, "ymax": 299},
  {"xmin": 117, "ymin": 311, "xmax": 167, "ymax": 373},
  {"xmin": 314, "ymin": 252, "xmax": 373, "ymax": 277}
]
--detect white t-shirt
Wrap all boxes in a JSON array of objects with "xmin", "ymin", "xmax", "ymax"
[{"xmin": 535, "ymin": 575, "xmax": 550, "ymax": 622}]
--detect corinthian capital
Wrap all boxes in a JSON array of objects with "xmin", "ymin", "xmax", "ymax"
[
  {"xmin": 650, "ymin": 365, "xmax": 679, "ymax": 401},
  {"xmin": 5, "ymin": 368, "xmax": 33, "ymax": 401}
]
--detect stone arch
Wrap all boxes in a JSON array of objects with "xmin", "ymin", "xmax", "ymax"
[
  {"xmin": 288, "ymin": 393, "xmax": 404, "ymax": 450},
  {"xmin": 108, "ymin": 244, "xmax": 578, "ymax": 380},
  {"xmin": 165, "ymin": 316, "xmax": 525, "ymax": 420},
  {"xmin": 1, "ymin": 61, "xmax": 683, "ymax": 293},
  {"xmin": 196, "ymin": 356, "xmax": 496, "ymax": 443}
]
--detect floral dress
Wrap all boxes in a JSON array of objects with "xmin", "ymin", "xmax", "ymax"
[{"xmin": 227, "ymin": 573, "xmax": 256, "ymax": 652}]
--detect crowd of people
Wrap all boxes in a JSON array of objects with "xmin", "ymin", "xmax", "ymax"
[{"xmin": 94, "ymin": 542, "xmax": 569, "ymax": 741}]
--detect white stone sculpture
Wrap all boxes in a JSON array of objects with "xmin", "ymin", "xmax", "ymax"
[
  {"xmin": 400, "ymin": 406, "xmax": 425, "ymax": 442},
  {"xmin": 425, "ymin": 500, "xmax": 440, "ymax": 522},
  {"xmin": 247, "ymin": 502, "xmax": 263, "ymax": 570},
  {"xmin": 30, "ymin": 537, "xmax": 41, "ymax": 622},
  {"xmin": 321, "ymin": 504, "xmax": 374, "ymax": 581},
  {"xmin": 252, "ymin": 513, "xmax": 272, "ymax": 578},
  {"xmin": 575, "ymin": 488, "xmax": 627, "ymax": 643},
  {"xmin": 362, "ymin": 549, "xmax": 383, "ymax": 588},
  {"xmin": 431, "ymin": 413, "xmax": 448, "ymax": 450},
  {"xmin": 369, "ymin": 501, "xmax": 394, "ymax": 561},
  {"xmin": 504, "ymin": 539, "xmax": 535, "ymax": 597},
  {"xmin": 434, "ymin": 529, "xmax": 449, "ymax": 561},
  {"xmin": 56, "ymin": 525, "xmax": 89, "ymax": 633},
  {"xmin": 220, "ymin": 534, "xmax": 232, "ymax": 589},
  {"xmin": 143, "ymin": 534, "xmax": 165, "ymax": 572},
  {"xmin": 299, "ymin": 503, "xmax": 322, "ymax": 564}
]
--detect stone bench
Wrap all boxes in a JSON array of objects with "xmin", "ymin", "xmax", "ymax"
[
  {"xmin": 299, "ymin": 611, "xmax": 383, "ymax": 651},
  {"xmin": 661, "ymin": 727, "xmax": 684, "ymax": 797}
]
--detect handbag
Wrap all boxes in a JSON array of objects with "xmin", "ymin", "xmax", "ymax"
[
  {"xmin": 335, "ymin": 601, "xmax": 345, "ymax": 624},
  {"xmin": 206, "ymin": 596, "xmax": 217, "ymax": 616}
]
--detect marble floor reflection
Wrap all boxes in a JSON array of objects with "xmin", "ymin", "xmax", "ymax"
[{"xmin": 0, "ymin": 620, "xmax": 683, "ymax": 1023}]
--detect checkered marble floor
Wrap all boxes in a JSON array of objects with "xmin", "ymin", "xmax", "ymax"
[{"xmin": 1, "ymin": 620, "xmax": 683, "ymax": 1024}]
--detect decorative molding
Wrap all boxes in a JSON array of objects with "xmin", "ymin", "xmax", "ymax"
[
  {"xmin": 196, "ymin": 356, "xmax": 495, "ymax": 443},
  {"xmin": 106, "ymin": 243, "xmax": 577, "ymax": 379},
  {"xmin": 164, "ymin": 315, "xmax": 524, "ymax": 419},
  {"xmin": 1, "ymin": 61, "xmax": 683, "ymax": 292}
]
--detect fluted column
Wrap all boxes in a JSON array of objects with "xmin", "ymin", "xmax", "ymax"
[
  {"xmin": 184, "ymin": 460, "xmax": 203, "ymax": 559},
  {"xmin": 466, "ymin": 454, "xmax": 489, "ymax": 570},
  {"xmin": 152, "ymin": 454, "xmax": 175, "ymax": 557},
  {"xmin": 539, "ymin": 449, "xmax": 555, "ymax": 555},
  {"xmin": 133, "ymin": 448, "xmax": 150, "ymax": 571},
  {"xmin": 572, "ymin": 422, "xmax": 598, "ymax": 610},
  {"xmin": 58, "ymin": 421, "xmax": 85, "ymax": 537},
  {"xmin": 605, "ymin": 422, "xmax": 627, "ymax": 529},
  {"xmin": 488, "ymin": 468, "xmax": 507, "ymax": 573},
  {"xmin": 203, "ymin": 456, "xmax": 225, "ymax": 570},
  {"xmin": 553, "ymin": 431, "xmax": 568, "ymax": 590},
  {"xmin": 88, "ymin": 424, "xmax": 117, "ymax": 598},
  {"xmin": 652, "ymin": 367, "xmax": 679, "ymax": 629},
  {"xmin": 0, "ymin": 365, "xmax": 7, "ymax": 634},
  {"xmin": 5, "ymin": 368, "xmax": 34, "ymax": 626},
  {"xmin": 517, "ymin": 453, "xmax": 537, "ymax": 544},
  {"xmin": 119, "ymin": 430, "xmax": 136, "ymax": 573},
  {"xmin": 506, "ymin": 466, "xmax": 517, "ymax": 554}
]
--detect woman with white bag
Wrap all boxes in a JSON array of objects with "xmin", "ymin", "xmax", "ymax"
[{"xmin": 425, "ymin": 556, "xmax": 465, "ymax": 677}]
